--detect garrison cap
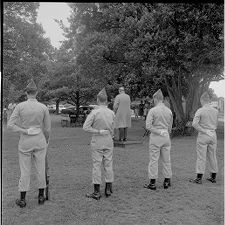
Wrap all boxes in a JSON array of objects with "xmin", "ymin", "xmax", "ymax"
[
  {"xmin": 97, "ymin": 87, "xmax": 107, "ymax": 102},
  {"xmin": 25, "ymin": 78, "xmax": 37, "ymax": 92},
  {"xmin": 200, "ymin": 91, "xmax": 210, "ymax": 102},
  {"xmin": 153, "ymin": 89, "xmax": 164, "ymax": 100}
]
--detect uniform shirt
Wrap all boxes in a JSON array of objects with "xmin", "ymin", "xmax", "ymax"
[
  {"xmin": 83, "ymin": 105, "xmax": 115, "ymax": 150},
  {"xmin": 192, "ymin": 104, "xmax": 218, "ymax": 133},
  {"xmin": 146, "ymin": 102, "xmax": 173, "ymax": 135},
  {"xmin": 7, "ymin": 98, "xmax": 51, "ymax": 152}
]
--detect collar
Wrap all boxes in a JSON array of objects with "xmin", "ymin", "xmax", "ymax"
[
  {"xmin": 203, "ymin": 103, "xmax": 210, "ymax": 108},
  {"xmin": 27, "ymin": 98, "xmax": 37, "ymax": 102},
  {"xmin": 156, "ymin": 102, "xmax": 164, "ymax": 106},
  {"xmin": 98, "ymin": 104, "xmax": 107, "ymax": 108}
]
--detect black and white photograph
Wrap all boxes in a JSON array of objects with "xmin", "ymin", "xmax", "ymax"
[{"xmin": 2, "ymin": 2, "xmax": 224, "ymax": 225}]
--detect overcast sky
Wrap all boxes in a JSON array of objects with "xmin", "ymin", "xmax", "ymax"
[
  {"xmin": 36, "ymin": 2, "xmax": 224, "ymax": 98},
  {"xmin": 37, "ymin": 2, "xmax": 71, "ymax": 49}
]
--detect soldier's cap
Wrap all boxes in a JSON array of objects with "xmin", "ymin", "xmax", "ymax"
[
  {"xmin": 153, "ymin": 89, "xmax": 164, "ymax": 100},
  {"xmin": 97, "ymin": 87, "xmax": 107, "ymax": 102},
  {"xmin": 119, "ymin": 87, "xmax": 124, "ymax": 92},
  {"xmin": 200, "ymin": 91, "xmax": 210, "ymax": 102},
  {"xmin": 25, "ymin": 78, "xmax": 37, "ymax": 92}
]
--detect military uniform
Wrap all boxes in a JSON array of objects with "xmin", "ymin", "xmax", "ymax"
[
  {"xmin": 113, "ymin": 88, "xmax": 131, "ymax": 141},
  {"xmin": 7, "ymin": 79, "xmax": 51, "ymax": 207},
  {"xmin": 144, "ymin": 89, "xmax": 173, "ymax": 190},
  {"xmin": 83, "ymin": 88, "xmax": 115, "ymax": 199},
  {"xmin": 191, "ymin": 92, "xmax": 218, "ymax": 184}
]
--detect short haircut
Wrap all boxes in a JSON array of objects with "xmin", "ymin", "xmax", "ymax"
[{"xmin": 26, "ymin": 89, "xmax": 37, "ymax": 95}]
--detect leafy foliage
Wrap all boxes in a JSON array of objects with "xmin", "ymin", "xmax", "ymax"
[
  {"xmin": 63, "ymin": 3, "xmax": 223, "ymax": 126},
  {"xmin": 3, "ymin": 2, "xmax": 53, "ymax": 106}
]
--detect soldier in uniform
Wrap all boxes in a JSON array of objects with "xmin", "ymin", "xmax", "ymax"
[
  {"xmin": 7, "ymin": 79, "xmax": 51, "ymax": 207},
  {"xmin": 144, "ymin": 89, "xmax": 173, "ymax": 190},
  {"xmin": 83, "ymin": 88, "xmax": 115, "ymax": 200},
  {"xmin": 189, "ymin": 92, "xmax": 219, "ymax": 184},
  {"xmin": 113, "ymin": 87, "xmax": 131, "ymax": 141}
]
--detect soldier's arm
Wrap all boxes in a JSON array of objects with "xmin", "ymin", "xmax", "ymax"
[
  {"xmin": 43, "ymin": 107, "xmax": 51, "ymax": 143},
  {"xmin": 192, "ymin": 109, "xmax": 206, "ymax": 133},
  {"xmin": 146, "ymin": 109, "xmax": 161, "ymax": 135},
  {"xmin": 110, "ymin": 112, "xmax": 116, "ymax": 137},
  {"xmin": 169, "ymin": 113, "xmax": 173, "ymax": 134},
  {"xmin": 83, "ymin": 111, "xmax": 100, "ymax": 134},
  {"xmin": 7, "ymin": 105, "xmax": 28, "ymax": 134}
]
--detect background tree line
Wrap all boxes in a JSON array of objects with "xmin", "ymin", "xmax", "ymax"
[{"xmin": 3, "ymin": 2, "xmax": 224, "ymax": 129}]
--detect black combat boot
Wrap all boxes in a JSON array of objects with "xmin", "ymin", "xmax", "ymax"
[
  {"xmin": 144, "ymin": 179, "xmax": 156, "ymax": 190},
  {"xmin": 86, "ymin": 184, "xmax": 101, "ymax": 200},
  {"xmin": 189, "ymin": 173, "xmax": 203, "ymax": 184},
  {"xmin": 105, "ymin": 182, "xmax": 113, "ymax": 197},
  {"xmin": 38, "ymin": 188, "xmax": 45, "ymax": 204},
  {"xmin": 163, "ymin": 178, "xmax": 171, "ymax": 189},
  {"xmin": 15, "ymin": 191, "xmax": 26, "ymax": 208},
  {"xmin": 206, "ymin": 173, "xmax": 217, "ymax": 183}
]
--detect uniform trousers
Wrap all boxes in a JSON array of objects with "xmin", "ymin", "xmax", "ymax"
[
  {"xmin": 195, "ymin": 132, "xmax": 218, "ymax": 174},
  {"xmin": 18, "ymin": 148, "xmax": 46, "ymax": 192},
  {"xmin": 91, "ymin": 148, "xmax": 114, "ymax": 184},
  {"xmin": 148, "ymin": 133, "xmax": 172, "ymax": 179}
]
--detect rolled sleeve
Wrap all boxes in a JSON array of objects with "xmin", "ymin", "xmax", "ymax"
[
  {"xmin": 7, "ymin": 105, "xmax": 22, "ymax": 133},
  {"xmin": 192, "ymin": 109, "xmax": 205, "ymax": 133},
  {"xmin": 146, "ymin": 109, "xmax": 161, "ymax": 135},
  {"xmin": 83, "ymin": 112, "xmax": 99, "ymax": 134},
  {"xmin": 43, "ymin": 108, "xmax": 51, "ymax": 133}
]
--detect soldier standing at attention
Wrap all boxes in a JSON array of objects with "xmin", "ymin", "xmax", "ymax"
[
  {"xmin": 7, "ymin": 79, "xmax": 51, "ymax": 207},
  {"xmin": 144, "ymin": 89, "xmax": 173, "ymax": 190},
  {"xmin": 113, "ymin": 87, "xmax": 131, "ymax": 142},
  {"xmin": 83, "ymin": 88, "xmax": 115, "ymax": 200},
  {"xmin": 189, "ymin": 92, "xmax": 219, "ymax": 184}
]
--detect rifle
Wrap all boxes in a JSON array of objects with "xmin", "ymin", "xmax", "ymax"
[{"xmin": 45, "ymin": 143, "xmax": 50, "ymax": 200}]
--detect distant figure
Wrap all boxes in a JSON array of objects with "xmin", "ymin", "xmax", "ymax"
[
  {"xmin": 134, "ymin": 105, "xmax": 139, "ymax": 119},
  {"xmin": 144, "ymin": 89, "xmax": 173, "ymax": 190},
  {"xmin": 7, "ymin": 79, "xmax": 51, "ymax": 208},
  {"xmin": 139, "ymin": 100, "xmax": 144, "ymax": 118},
  {"xmin": 83, "ymin": 87, "xmax": 115, "ymax": 200},
  {"xmin": 143, "ymin": 101, "xmax": 150, "ymax": 120},
  {"xmin": 189, "ymin": 92, "xmax": 219, "ymax": 184},
  {"xmin": 108, "ymin": 98, "xmax": 114, "ymax": 110},
  {"xmin": 113, "ymin": 87, "xmax": 131, "ymax": 142}
]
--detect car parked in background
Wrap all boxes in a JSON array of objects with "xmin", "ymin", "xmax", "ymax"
[
  {"xmin": 47, "ymin": 104, "xmax": 56, "ymax": 113},
  {"xmin": 61, "ymin": 105, "xmax": 95, "ymax": 116},
  {"xmin": 59, "ymin": 104, "xmax": 66, "ymax": 113}
]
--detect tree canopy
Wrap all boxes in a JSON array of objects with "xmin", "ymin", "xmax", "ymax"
[
  {"xmin": 3, "ymin": 3, "xmax": 223, "ymax": 128},
  {"xmin": 61, "ymin": 3, "xmax": 223, "ymax": 124},
  {"xmin": 3, "ymin": 2, "xmax": 54, "ymax": 106}
]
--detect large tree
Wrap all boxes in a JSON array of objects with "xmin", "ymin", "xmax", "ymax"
[
  {"xmin": 65, "ymin": 3, "xmax": 223, "ymax": 127},
  {"xmin": 3, "ymin": 2, "xmax": 53, "ymax": 106}
]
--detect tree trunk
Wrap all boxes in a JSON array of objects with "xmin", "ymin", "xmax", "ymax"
[
  {"xmin": 56, "ymin": 99, "xmax": 60, "ymax": 114},
  {"xmin": 75, "ymin": 91, "xmax": 80, "ymax": 123}
]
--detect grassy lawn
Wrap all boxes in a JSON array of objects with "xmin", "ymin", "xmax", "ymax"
[{"xmin": 2, "ymin": 115, "xmax": 224, "ymax": 225}]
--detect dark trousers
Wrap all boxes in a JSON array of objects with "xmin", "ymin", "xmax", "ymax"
[{"xmin": 119, "ymin": 128, "xmax": 128, "ymax": 140}]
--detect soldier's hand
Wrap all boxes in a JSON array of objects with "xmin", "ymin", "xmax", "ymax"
[
  {"xmin": 24, "ymin": 129, "xmax": 29, "ymax": 135},
  {"xmin": 206, "ymin": 130, "xmax": 214, "ymax": 137},
  {"xmin": 99, "ymin": 130, "xmax": 110, "ymax": 135},
  {"xmin": 160, "ymin": 131, "xmax": 168, "ymax": 137}
]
